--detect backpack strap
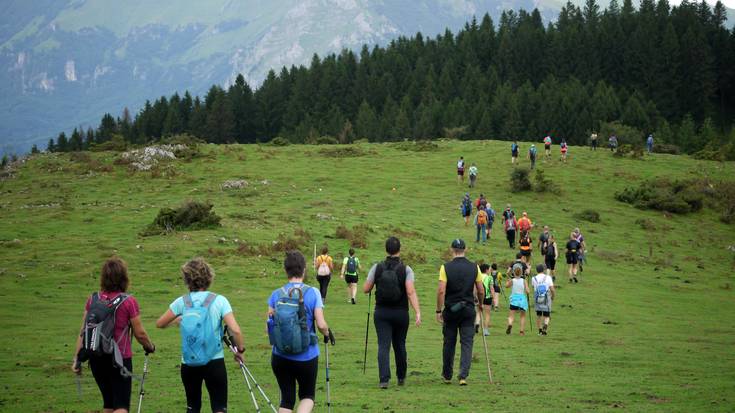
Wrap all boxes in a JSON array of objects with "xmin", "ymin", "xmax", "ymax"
[
  {"xmin": 183, "ymin": 293, "xmax": 193, "ymax": 308},
  {"xmin": 202, "ymin": 293, "xmax": 217, "ymax": 308}
]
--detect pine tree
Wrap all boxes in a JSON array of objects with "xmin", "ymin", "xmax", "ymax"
[
  {"xmin": 69, "ymin": 128, "xmax": 83, "ymax": 151},
  {"xmin": 676, "ymin": 114, "xmax": 697, "ymax": 150},
  {"xmin": 56, "ymin": 132, "xmax": 69, "ymax": 152},
  {"xmin": 355, "ymin": 101, "xmax": 379, "ymax": 141},
  {"xmin": 85, "ymin": 128, "xmax": 95, "ymax": 149},
  {"xmin": 205, "ymin": 93, "xmax": 235, "ymax": 143},
  {"xmin": 47, "ymin": 138, "xmax": 55, "ymax": 153}
]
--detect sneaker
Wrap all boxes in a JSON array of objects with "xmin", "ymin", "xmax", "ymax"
[
  {"xmin": 483, "ymin": 328, "xmax": 490, "ymax": 336},
  {"xmin": 574, "ymin": 277, "xmax": 578, "ymax": 283},
  {"xmin": 506, "ymin": 325, "xmax": 512, "ymax": 335},
  {"xmin": 397, "ymin": 378, "xmax": 405, "ymax": 386},
  {"xmin": 351, "ymin": 298, "xmax": 356, "ymax": 305},
  {"xmin": 379, "ymin": 382, "xmax": 389, "ymax": 389},
  {"xmin": 538, "ymin": 329, "xmax": 543, "ymax": 336},
  {"xmin": 542, "ymin": 325, "xmax": 548, "ymax": 335},
  {"xmin": 442, "ymin": 377, "xmax": 452, "ymax": 384},
  {"xmin": 459, "ymin": 379, "xmax": 468, "ymax": 386},
  {"xmin": 494, "ymin": 306, "xmax": 499, "ymax": 312},
  {"xmin": 475, "ymin": 324, "xmax": 479, "ymax": 334},
  {"xmin": 519, "ymin": 330, "xmax": 525, "ymax": 336}
]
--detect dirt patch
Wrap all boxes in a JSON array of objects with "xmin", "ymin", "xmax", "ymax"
[
  {"xmin": 335, "ymin": 224, "xmax": 372, "ymax": 248},
  {"xmin": 402, "ymin": 250, "xmax": 427, "ymax": 264},
  {"xmin": 318, "ymin": 146, "xmax": 372, "ymax": 157}
]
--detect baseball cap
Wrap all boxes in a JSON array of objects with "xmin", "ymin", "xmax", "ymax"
[{"xmin": 451, "ymin": 239, "xmax": 466, "ymax": 250}]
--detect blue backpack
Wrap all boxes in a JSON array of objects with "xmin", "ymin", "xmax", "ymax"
[
  {"xmin": 269, "ymin": 285, "xmax": 317, "ymax": 354},
  {"xmin": 180, "ymin": 293, "xmax": 221, "ymax": 366},
  {"xmin": 534, "ymin": 276, "xmax": 549, "ymax": 305}
]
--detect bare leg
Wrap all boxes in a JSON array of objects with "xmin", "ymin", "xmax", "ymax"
[
  {"xmin": 520, "ymin": 311, "xmax": 526, "ymax": 333},
  {"xmin": 296, "ymin": 398, "xmax": 315, "ymax": 413}
]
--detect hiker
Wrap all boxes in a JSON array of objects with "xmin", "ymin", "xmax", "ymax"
[
  {"xmin": 156, "ymin": 258, "xmax": 244, "ymax": 413},
  {"xmin": 436, "ymin": 239, "xmax": 484, "ymax": 385},
  {"xmin": 468, "ymin": 163, "xmax": 478, "ymax": 188},
  {"xmin": 518, "ymin": 231, "xmax": 533, "ymax": 266},
  {"xmin": 475, "ymin": 193, "xmax": 487, "ymax": 209},
  {"xmin": 457, "ymin": 156, "xmax": 465, "ymax": 184},
  {"xmin": 485, "ymin": 203, "xmax": 496, "ymax": 240},
  {"xmin": 502, "ymin": 204, "xmax": 515, "ymax": 224},
  {"xmin": 315, "ymin": 247, "xmax": 333, "ymax": 302},
  {"xmin": 504, "ymin": 211, "xmax": 518, "ymax": 249},
  {"xmin": 532, "ymin": 264, "xmax": 556, "ymax": 336},
  {"xmin": 507, "ymin": 253, "xmax": 529, "ymax": 278},
  {"xmin": 267, "ymin": 250, "xmax": 332, "ymax": 412},
  {"xmin": 340, "ymin": 248, "xmax": 362, "ymax": 304},
  {"xmin": 517, "ymin": 211, "xmax": 533, "ymax": 234},
  {"xmin": 505, "ymin": 261, "xmax": 530, "ymax": 335},
  {"xmin": 363, "ymin": 236, "xmax": 421, "ymax": 388},
  {"xmin": 528, "ymin": 144, "xmax": 537, "ymax": 169},
  {"xmin": 474, "ymin": 204, "xmax": 489, "ymax": 244},
  {"xmin": 543, "ymin": 135, "xmax": 552, "ymax": 158},
  {"xmin": 560, "ymin": 139, "xmax": 568, "ymax": 163},
  {"xmin": 566, "ymin": 232, "xmax": 582, "ymax": 283},
  {"xmin": 590, "ymin": 132, "xmax": 598, "ymax": 151},
  {"xmin": 490, "ymin": 263, "xmax": 502, "ymax": 311},
  {"xmin": 609, "ymin": 135, "xmax": 618, "ymax": 152},
  {"xmin": 479, "ymin": 263, "xmax": 494, "ymax": 335},
  {"xmin": 544, "ymin": 235, "xmax": 559, "ymax": 280},
  {"xmin": 538, "ymin": 226, "xmax": 550, "ymax": 256},
  {"xmin": 647, "ymin": 134, "xmax": 654, "ymax": 154},
  {"xmin": 72, "ymin": 257, "xmax": 156, "ymax": 413},
  {"xmin": 573, "ymin": 227, "xmax": 587, "ymax": 273},
  {"xmin": 460, "ymin": 193, "xmax": 472, "ymax": 226},
  {"xmin": 511, "ymin": 141, "xmax": 519, "ymax": 165}
]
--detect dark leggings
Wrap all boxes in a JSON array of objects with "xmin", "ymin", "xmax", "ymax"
[
  {"xmin": 374, "ymin": 306, "xmax": 409, "ymax": 383},
  {"xmin": 181, "ymin": 358, "xmax": 228, "ymax": 413},
  {"xmin": 317, "ymin": 275, "xmax": 331, "ymax": 300},
  {"xmin": 506, "ymin": 229, "xmax": 516, "ymax": 248},
  {"xmin": 271, "ymin": 354, "xmax": 319, "ymax": 410},
  {"xmin": 89, "ymin": 355, "xmax": 132, "ymax": 410}
]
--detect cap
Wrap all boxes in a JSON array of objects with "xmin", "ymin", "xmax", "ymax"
[{"xmin": 451, "ymin": 239, "xmax": 466, "ymax": 250}]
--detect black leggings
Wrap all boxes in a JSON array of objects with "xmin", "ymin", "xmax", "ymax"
[
  {"xmin": 181, "ymin": 358, "xmax": 228, "ymax": 413},
  {"xmin": 317, "ymin": 275, "xmax": 331, "ymax": 300},
  {"xmin": 271, "ymin": 354, "xmax": 319, "ymax": 410},
  {"xmin": 89, "ymin": 355, "xmax": 132, "ymax": 410}
]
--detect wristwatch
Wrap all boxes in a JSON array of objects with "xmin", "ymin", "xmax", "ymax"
[{"xmin": 435, "ymin": 310, "xmax": 442, "ymax": 314}]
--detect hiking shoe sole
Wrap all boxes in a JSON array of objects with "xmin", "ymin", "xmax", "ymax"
[
  {"xmin": 379, "ymin": 382, "xmax": 389, "ymax": 389},
  {"xmin": 442, "ymin": 377, "xmax": 452, "ymax": 384},
  {"xmin": 459, "ymin": 379, "xmax": 468, "ymax": 386}
]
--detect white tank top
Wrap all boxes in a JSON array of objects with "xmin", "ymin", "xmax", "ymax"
[{"xmin": 511, "ymin": 278, "xmax": 525, "ymax": 295}]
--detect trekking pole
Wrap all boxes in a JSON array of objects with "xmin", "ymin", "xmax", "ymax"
[
  {"xmin": 223, "ymin": 332, "xmax": 276, "ymax": 413},
  {"xmin": 362, "ymin": 291, "xmax": 372, "ymax": 374},
  {"xmin": 241, "ymin": 364, "xmax": 278, "ymax": 413},
  {"xmin": 525, "ymin": 292, "xmax": 535, "ymax": 330},
  {"xmin": 477, "ymin": 305, "xmax": 494, "ymax": 384},
  {"xmin": 136, "ymin": 352, "xmax": 151, "ymax": 413},
  {"xmin": 74, "ymin": 359, "xmax": 82, "ymax": 399},
  {"xmin": 499, "ymin": 285, "xmax": 508, "ymax": 305},
  {"xmin": 324, "ymin": 329, "xmax": 335, "ymax": 413}
]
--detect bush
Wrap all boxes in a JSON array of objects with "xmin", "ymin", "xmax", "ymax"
[
  {"xmin": 613, "ymin": 144, "xmax": 644, "ymax": 159},
  {"xmin": 270, "ymin": 137, "xmax": 290, "ymax": 146},
  {"xmin": 141, "ymin": 201, "xmax": 221, "ymax": 236},
  {"xmin": 615, "ymin": 178, "xmax": 705, "ymax": 214},
  {"xmin": 653, "ymin": 144, "xmax": 681, "ymax": 155},
  {"xmin": 318, "ymin": 146, "xmax": 369, "ymax": 157},
  {"xmin": 574, "ymin": 209, "xmax": 601, "ymax": 223},
  {"xmin": 0, "ymin": 155, "xmax": 7, "ymax": 169},
  {"xmin": 533, "ymin": 169, "xmax": 558, "ymax": 193},
  {"xmin": 335, "ymin": 224, "xmax": 372, "ymax": 248},
  {"xmin": 90, "ymin": 135, "xmax": 128, "ymax": 152},
  {"xmin": 393, "ymin": 141, "xmax": 440, "ymax": 152},
  {"xmin": 307, "ymin": 135, "xmax": 339, "ymax": 145},
  {"xmin": 600, "ymin": 121, "xmax": 643, "ymax": 147},
  {"xmin": 161, "ymin": 133, "xmax": 204, "ymax": 147},
  {"xmin": 510, "ymin": 167, "xmax": 532, "ymax": 192}
]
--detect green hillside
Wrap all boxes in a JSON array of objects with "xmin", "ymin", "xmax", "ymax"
[{"xmin": 0, "ymin": 140, "xmax": 733, "ymax": 412}]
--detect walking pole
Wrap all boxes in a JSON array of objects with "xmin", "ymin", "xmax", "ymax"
[
  {"xmin": 241, "ymin": 364, "xmax": 278, "ymax": 413},
  {"xmin": 525, "ymin": 291, "xmax": 534, "ymax": 331},
  {"xmin": 222, "ymin": 333, "xmax": 263, "ymax": 413},
  {"xmin": 74, "ymin": 359, "xmax": 83, "ymax": 399},
  {"xmin": 477, "ymin": 305, "xmax": 494, "ymax": 384},
  {"xmin": 324, "ymin": 329, "xmax": 335, "ymax": 413},
  {"xmin": 499, "ymin": 284, "xmax": 508, "ymax": 305},
  {"xmin": 136, "ymin": 352, "xmax": 150, "ymax": 413},
  {"xmin": 362, "ymin": 291, "xmax": 372, "ymax": 374}
]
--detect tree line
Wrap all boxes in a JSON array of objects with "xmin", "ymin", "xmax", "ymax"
[{"xmin": 47, "ymin": 0, "xmax": 735, "ymax": 154}]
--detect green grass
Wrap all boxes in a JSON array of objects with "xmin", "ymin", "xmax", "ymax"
[{"xmin": 0, "ymin": 141, "xmax": 734, "ymax": 412}]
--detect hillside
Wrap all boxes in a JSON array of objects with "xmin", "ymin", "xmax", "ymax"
[{"xmin": 0, "ymin": 140, "xmax": 733, "ymax": 411}]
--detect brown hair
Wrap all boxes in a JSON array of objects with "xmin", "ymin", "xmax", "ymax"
[
  {"xmin": 321, "ymin": 246, "xmax": 329, "ymax": 255},
  {"xmin": 100, "ymin": 257, "xmax": 129, "ymax": 292},
  {"xmin": 284, "ymin": 250, "xmax": 306, "ymax": 278},
  {"xmin": 181, "ymin": 258, "xmax": 214, "ymax": 291}
]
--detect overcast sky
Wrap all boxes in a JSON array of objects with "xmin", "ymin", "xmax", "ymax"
[{"xmin": 668, "ymin": 0, "xmax": 735, "ymax": 9}]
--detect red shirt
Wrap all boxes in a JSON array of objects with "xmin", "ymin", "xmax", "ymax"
[{"xmin": 85, "ymin": 291, "xmax": 140, "ymax": 359}]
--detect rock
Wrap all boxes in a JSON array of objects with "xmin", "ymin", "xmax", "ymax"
[
  {"xmin": 218, "ymin": 237, "xmax": 227, "ymax": 244},
  {"xmin": 221, "ymin": 179, "xmax": 248, "ymax": 190},
  {"xmin": 122, "ymin": 144, "xmax": 186, "ymax": 171},
  {"xmin": 316, "ymin": 213, "xmax": 333, "ymax": 220}
]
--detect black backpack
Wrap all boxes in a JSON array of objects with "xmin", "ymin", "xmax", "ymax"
[
  {"xmin": 376, "ymin": 261, "xmax": 404, "ymax": 304},
  {"xmin": 346, "ymin": 256, "xmax": 357, "ymax": 274},
  {"xmin": 80, "ymin": 292, "xmax": 133, "ymax": 376}
]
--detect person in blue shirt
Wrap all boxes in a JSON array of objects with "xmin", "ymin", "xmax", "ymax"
[
  {"xmin": 647, "ymin": 134, "xmax": 654, "ymax": 154},
  {"xmin": 156, "ymin": 258, "xmax": 245, "ymax": 413},
  {"xmin": 268, "ymin": 251, "xmax": 331, "ymax": 413}
]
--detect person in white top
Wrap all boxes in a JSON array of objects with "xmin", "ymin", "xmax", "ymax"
[
  {"xmin": 531, "ymin": 264, "xmax": 556, "ymax": 336},
  {"xmin": 457, "ymin": 157, "xmax": 465, "ymax": 184}
]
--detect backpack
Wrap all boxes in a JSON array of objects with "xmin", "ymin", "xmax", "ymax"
[
  {"xmin": 346, "ymin": 256, "xmax": 357, "ymax": 274},
  {"xmin": 317, "ymin": 255, "xmax": 330, "ymax": 276},
  {"xmin": 530, "ymin": 147, "xmax": 537, "ymax": 157},
  {"xmin": 507, "ymin": 218, "xmax": 515, "ymax": 231},
  {"xmin": 511, "ymin": 143, "xmax": 518, "ymax": 152},
  {"xmin": 81, "ymin": 292, "xmax": 132, "ymax": 375},
  {"xmin": 486, "ymin": 208, "xmax": 495, "ymax": 222},
  {"xmin": 462, "ymin": 198, "xmax": 472, "ymax": 214},
  {"xmin": 477, "ymin": 210, "xmax": 488, "ymax": 225},
  {"xmin": 180, "ymin": 293, "xmax": 221, "ymax": 367},
  {"xmin": 519, "ymin": 218, "xmax": 531, "ymax": 232},
  {"xmin": 269, "ymin": 286, "xmax": 317, "ymax": 354},
  {"xmin": 376, "ymin": 261, "xmax": 404, "ymax": 304},
  {"xmin": 535, "ymin": 275, "xmax": 549, "ymax": 305}
]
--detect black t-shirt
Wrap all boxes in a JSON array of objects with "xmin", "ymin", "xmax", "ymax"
[
  {"xmin": 566, "ymin": 240, "xmax": 581, "ymax": 253},
  {"xmin": 545, "ymin": 242, "xmax": 556, "ymax": 258}
]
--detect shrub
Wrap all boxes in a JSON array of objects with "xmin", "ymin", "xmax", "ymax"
[
  {"xmin": 90, "ymin": 135, "xmax": 128, "ymax": 152},
  {"xmin": 318, "ymin": 146, "xmax": 369, "ymax": 157},
  {"xmin": 600, "ymin": 121, "xmax": 643, "ymax": 147},
  {"xmin": 0, "ymin": 155, "xmax": 7, "ymax": 169},
  {"xmin": 653, "ymin": 144, "xmax": 681, "ymax": 155},
  {"xmin": 69, "ymin": 152, "xmax": 92, "ymax": 163},
  {"xmin": 394, "ymin": 141, "xmax": 440, "ymax": 152},
  {"xmin": 574, "ymin": 209, "xmax": 601, "ymax": 223},
  {"xmin": 613, "ymin": 144, "xmax": 644, "ymax": 159},
  {"xmin": 510, "ymin": 167, "xmax": 532, "ymax": 192},
  {"xmin": 270, "ymin": 137, "xmax": 290, "ymax": 146},
  {"xmin": 443, "ymin": 126, "xmax": 468, "ymax": 140},
  {"xmin": 615, "ymin": 178, "xmax": 705, "ymax": 214},
  {"xmin": 161, "ymin": 134, "xmax": 204, "ymax": 147},
  {"xmin": 335, "ymin": 224, "xmax": 372, "ymax": 248},
  {"xmin": 312, "ymin": 136, "xmax": 339, "ymax": 145},
  {"xmin": 141, "ymin": 201, "xmax": 221, "ymax": 236},
  {"xmin": 533, "ymin": 169, "xmax": 558, "ymax": 193}
]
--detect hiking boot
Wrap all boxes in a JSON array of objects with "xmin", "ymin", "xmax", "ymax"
[
  {"xmin": 574, "ymin": 277, "xmax": 578, "ymax": 283},
  {"xmin": 351, "ymin": 298, "xmax": 356, "ymax": 305},
  {"xmin": 379, "ymin": 382, "xmax": 389, "ymax": 389},
  {"xmin": 483, "ymin": 328, "xmax": 490, "ymax": 336},
  {"xmin": 442, "ymin": 377, "xmax": 452, "ymax": 384},
  {"xmin": 459, "ymin": 379, "xmax": 468, "ymax": 386},
  {"xmin": 397, "ymin": 378, "xmax": 405, "ymax": 386},
  {"xmin": 538, "ymin": 329, "xmax": 543, "ymax": 336},
  {"xmin": 506, "ymin": 325, "xmax": 512, "ymax": 335}
]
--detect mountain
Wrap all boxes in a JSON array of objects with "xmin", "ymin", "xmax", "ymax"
[{"xmin": 1, "ymin": 0, "xmax": 733, "ymax": 155}]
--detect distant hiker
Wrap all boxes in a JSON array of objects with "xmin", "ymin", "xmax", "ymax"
[
  {"xmin": 566, "ymin": 232, "xmax": 581, "ymax": 283},
  {"xmin": 457, "ymin": 156, "xmax": 465, "ymax": 184},
  {"xmin": 267, "ymin": 251, "xmax": 332, "ymax": 412},
  {"xmin": 485, "ymin": 203, "xmax": 496, "ymax": 239},
  {"xmin": 502, "ymin": 204, "xmax": 515, "ymax": 224},
  {"xmin": 72, "ymin": 257, "xmax": 156, "ymax": 413},
  {"xmin": 560, "ymin": 139, "xmax": 568, "ymax": 163},
  {"xmin": 543, "ymin": 135, "xmax": 552, "ymax": 158},
  {"xmin": 532, "ymin": 264, "xmax": 556, "ymax": 336},
  {"xmin": 544, "ymin": 235, "xmax": 559, "ymax": 280},
  {"xmin": 490, "ymin": 263, "xmax": 501, "ymax": 311},
  {"xmin": 609, "ymin": 135, "xmax": 618, "ymax": 152},
  {"xmin": 537, "ymin": 226, "xmax": 550, "ymax": 255},
  {"xmin": 507, "ymin": 253, "xmax": 529, "ymax": 278},
  {"xmin": 363, "ymin": 237, "xmax": 422, "ymax": 388},
  {"xmin": 460, "ymin": 193, "xmax": 472, "ymax": 226},
  {"xmin": 436, "ymin": 239, "xmax": 484, "ymax": 385},
  {"xmin": 505, "ymin": 262, "xmax": 530, "ymax": 335},
  {"xmin": 519, "ymin": 231, "xmax": 533, "ymax": 266},
  {"xmin": 573, "ymin": 227, "xmax": 587, "ymax": 273},
  {"xmin": 504, "ymin": 211, "xmax": 518, "ymax": 249},
  {"xmin": 528, "ymin": 144, "xmax": 538, "ymax": 169},
  {"xmin": 517, "ymin": 211, "xmax": 533, "ymax": 234},
  {"xmin": 315, "ymin": 247, "xmax": 334, "ymax": 302},
  {"xmin": 468, "ymin": 163, "xmax": 478, "ymax": 188},
  {"xmin": 475, "ymin": 193, "xmax": 487, "ymax": 209},
  {"xmin": 479, "ymin": 263, "xmax": 494, "ymax": 336},
  {"xmin": 590, "ymin": 133, "xmax": 598, "ymax": 151},
  {"xmin": 511, "ymin": 141, "xmax": 519, "ymax": 165},
  {"xmin": 647, "ymin": 134, "xmax": 654, "ymax": 154},
  {"xmin": 156, "ymin": 258, "xmax": 244, "ymax": 413},
  {"xmin": 474, "ymin": 204, "xmax": 489, "ymax": 244},
  {"xmin": 340, "ymin": 248, "xmax": 362, "ymax": 304}
]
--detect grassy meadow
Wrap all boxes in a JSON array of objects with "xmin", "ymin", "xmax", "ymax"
[{"xmin": 0, "ymin": 140, "xmax": 734, "ymax": 412}]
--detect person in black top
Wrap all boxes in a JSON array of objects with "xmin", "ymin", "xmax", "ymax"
[
  {"xmin": 363, "ymin": 237, "xmax": 421, "ymax": 389},
  {"xmin": 566, "ymin": 232, "xmax": 581, "ymax": 283},
  {"xmin": 436, "ymin": 239, "xmax": 484, "ymax": 385}
]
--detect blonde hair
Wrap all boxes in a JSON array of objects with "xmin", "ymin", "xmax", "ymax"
[{"xmin": 181, "ymin": 258, "xmax": 214, "ymax": 291}]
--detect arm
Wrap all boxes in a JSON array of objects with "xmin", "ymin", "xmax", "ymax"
[
  {"xmin": 550, "ymin": 285, "xmax": 556, "ymax": 300},
  {"xmin": 130, "ymin": 315, "xmax": 155, "ymax": 352},
  {"xmin": 223, "ymin": 312, "xmax": 244, "ymax": 352},
  {"xmin": 436, "ymin": 280, "xmax": 446, "ymax": 323},
  {"xmin": 340, "ymin": 262, "xmax": 346, "ymax": 278},
  {"xmin": 505, "ymin": 278, "xmax": 512, "ymax": 288},
  {"xmin": 313, "ymin": 308, "xmax": 329, "ymax": 337},
  {"xmin": 405, "ymin": 280, "xmax": 421, "ymax": 326},
  {"xmin": 524, "ymin": 279, "xmax": 530, "ymax": 295},
  {"xmin": 554, "ymin": 243, "xmax": 559, "ymax": 260},
  {"xmin": 475, "ymin": 281, "xmax": 485, "ymax": 311},
  {"xmin": 362, "ymin": 264, "xmax": 377, "ymax": 294},
  {"xmin": 156, "ymin": 309, "xmax": 179, "ymax": 328},
  {"xmin": 71, "ymin": 312, "xmax": 86, "ymax": 373}
]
